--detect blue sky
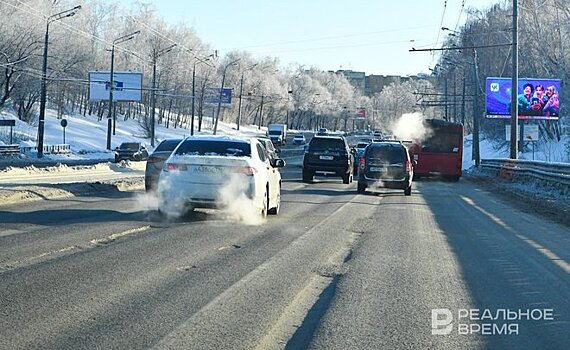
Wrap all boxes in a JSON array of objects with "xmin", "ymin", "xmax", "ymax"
[{"xmin": 124, "ymin": 0, "xmax": 503, "ymax": 76}]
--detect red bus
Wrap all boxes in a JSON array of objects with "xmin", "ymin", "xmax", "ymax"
[{"xmin": 406, "ymin": 119, "xmax": 463, "ymax": 181}]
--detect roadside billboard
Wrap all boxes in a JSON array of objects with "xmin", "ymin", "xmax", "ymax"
[
  {"xmin": 204, "ymin": 88, "xmax": 233, "ymax": 107},
  {"xmin": 356, "ymin": 108, "xmax": 366, "ymax": 119},
  {"xmin": 486, "ymin": 77, "xmax": 560, "ymax": 120},
  {"xmin": 88, "ymin": 71, "xmax": 143, "ymax": 102}
]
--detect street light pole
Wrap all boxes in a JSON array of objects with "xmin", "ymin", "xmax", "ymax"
[
  {"xmin": 213, "ymin": 58, "xmax": 240, "ymax": 135},
  {"xmin": 37, "ymin": 5, "xmax": 81, "ymax": 158},
  {"xmin": 150, "ymin": 44, "xmax": 176, "ymax": 146},
  {"xmin": 106, "ymin": 30, "xmax": 140, "ymax": 150}
]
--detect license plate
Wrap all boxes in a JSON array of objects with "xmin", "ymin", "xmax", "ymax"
[
  {"xmin": 194, "ymin": 165, "xmax": 222, "ymax": 173},
  {"xmin": 319, "ymin": 155, "xmax": 334, "ymax": 160},
  {"xmin": 369, "ymin": 166, "xmax": 386, "ymax": 172}
]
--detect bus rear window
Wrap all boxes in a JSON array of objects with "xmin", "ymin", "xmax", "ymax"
[{"xmin": 422, "ymin": 130, "xmax": 461, "ymax": 153}]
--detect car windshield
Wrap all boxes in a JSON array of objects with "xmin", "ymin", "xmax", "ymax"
[
  {"xmin": 154, "ymin": 139, "xmax": 182, "ymax": 152},
  {"xmin": 309, "ymin": 138, "xmax": 345, "ymax": 151},
  {"xmin": 174, "ymin": 140, "xmax": 251, "ymax": 157},
  {"xmin": 119, "ymin": 143, "xmax": 140, "ymax": 150},
  {"xmin": 268, "ymin": 130, "xmax": 281, "ymax": 135},
  {"xmin": 367, "ymin": 146, "xmax": 406, "ymax": 164}
]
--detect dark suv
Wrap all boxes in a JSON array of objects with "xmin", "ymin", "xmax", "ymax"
[
  {"xmin": 303, "ymin": 135, "xmax": 354, "ymax": 184},
  {"xmin": 357, "ymin": 141, "xmax": 414, "ymax": 196},
  {"xmin": 114, "ymin": 142, "xmax": 148, "ymax": 162}
]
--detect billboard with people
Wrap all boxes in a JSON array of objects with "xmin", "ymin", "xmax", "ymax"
[{"xmin": 486, "ymin": 77, "xmax": 560, "ymax": 120}]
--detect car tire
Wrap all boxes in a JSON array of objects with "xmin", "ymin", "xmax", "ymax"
[
  {"xmin": 404, "ymin": 186, "xmax": 412, "ymax": 196},
  {"xmin": 357, "ymin": 181, "xmax": 366, "ymax": 194},
  {"xmin": 342, "ymin": 172, "xmax": 351, "ymax": 184},
  {"xmin": 261, "ymin": 191, "xmax": 268, "ymax": 218},
  {"xmin": 268, "ymin": 190, "xmax": 280, "ymax": 215},
  {"xmin": 302, "ymin": 168, "xmax": 313, "ymax": 183}
]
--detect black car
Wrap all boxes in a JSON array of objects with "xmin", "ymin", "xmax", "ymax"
[
  {"xmin": 357, "ymin": 141, "xmax": 414, "ymax": 196},
  {"xmin": 302, "ymin": 135, "xmax": 354, "ymax": 184},
  {"xmin": 114, "ymin": 142, "xmax": 148, "ymax": 162},
  {"xmin": 144, "ymin": 138, "xmax": 183, "ymax": 191}
]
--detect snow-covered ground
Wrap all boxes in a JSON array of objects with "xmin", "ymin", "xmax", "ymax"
[
  {"xmin": 463, "ymin": 133, "xmax": 569, "ymax": 171},
  {"xmin": 0, "ymin": 107, "xmax": 267, "ymax": 165}
]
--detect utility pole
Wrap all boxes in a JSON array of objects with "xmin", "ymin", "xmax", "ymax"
[
  {"xmin": 461, "ymin": 71, "xmax": 466, "ymax": 125},
  {"xmin": 510, "ymin": 0, "xmax": 519, "ymax": 159},
  {"xmin": 473, "ymin": 49, "xmax": 480, "ymax": 167},
  {"xmin": 190, "ymin": 54, "xmax": 214, "ymax": 136},
  {"xmin": 258, "ymin": 94, "xmax": 264, "ymax": 130},
  {"xmin": 236, "ymin": 63, "xmax": 257, "ymax": 131},
  {"xmin": 150, "ymin": 44, "xmax": 176, "ymax": 146}
]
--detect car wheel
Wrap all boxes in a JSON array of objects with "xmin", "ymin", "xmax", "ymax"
[
  {"xmin": 342, "ymin": 172, "xmax": 350, "ymax": 184},
  {"xmin": 302, "ymin": 168, "xmax": 313, "ymax": 183},
  {"xmin": 404, "ymin": 186, "xmax": 412, "ymax": 196},
  {"xmin": 357, "ymin": 181, "xmax": 366, "ymax": 194},
  {"xmin": 260, "ymin": 191, "xmax": 268, "ymax": 218},
  {"xmin": 134, "ymin": 153, "xmax": 141, "ymax": 161},
  {"xmin": 268, "ymin": 190, "xmax": 280, "ymax": 215}
]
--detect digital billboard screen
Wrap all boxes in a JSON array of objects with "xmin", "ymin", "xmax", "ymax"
[{"xmin": 486, "ymin": 77, "xmax": 560, "ymax": 120}]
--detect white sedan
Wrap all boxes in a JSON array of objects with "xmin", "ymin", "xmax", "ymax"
[{"xmin": 157, "ymin": 135, "xmax": 285, "ymax": 219}]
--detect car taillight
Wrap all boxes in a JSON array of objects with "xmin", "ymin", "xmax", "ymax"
[
  {"xmin": 165, "ymin": 163, "xmax": 187, "ymax": 171},
  {"xmin": 359, "ymin": 156, "xmax": 366, "ymax": 170},
  {"xmin": 405, "ymin": 160, "xmax": 412, "ymax": 173},
  {"xmin": 237, "ymin": 166, "xmax": 257, "ymax": 176}
]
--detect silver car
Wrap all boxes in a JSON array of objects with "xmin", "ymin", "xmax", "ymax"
[{"xmin": 157, "ymin": 135, "xmax": 285, "ymax": 219}]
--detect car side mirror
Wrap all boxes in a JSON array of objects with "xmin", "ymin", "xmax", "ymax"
[
  {"xmin": 350, "ymin": 148, "xmax": 356, "ymax": 154},
  {"xmin": 272, "ymin": 158, "xmax": 286, "ymax": 168},
  {"xmin": 275, "ymin": 148, "xmax": 281, "ymax": 154},
  {"xmin": 412, "ymin": 160, "xmax": 418, "ymax": 166}
]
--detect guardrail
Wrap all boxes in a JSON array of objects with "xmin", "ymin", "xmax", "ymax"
[
  {"xmin": 480, "ymin": 159, "xmax": 570, "ymax": 186},
  {"xmin": 0, "ymin": 144, "xmax": 20, "ymax": 156},
  {"xmin": 20, "ymin": 144, "xmax": 71, "ymax": 155}
]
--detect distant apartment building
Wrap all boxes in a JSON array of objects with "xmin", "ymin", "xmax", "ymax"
[
  {"xmin": 336, "ymin": 70, "xmax": 366, "ymax": 94},
  {"xmin": 336, "ymin": 70, "xmax": 434, "ymax": 96}
]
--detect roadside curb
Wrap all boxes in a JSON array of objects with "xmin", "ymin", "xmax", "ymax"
[{"xmin": 0, "ymin": 178, "xmax": 144, "ymax": 208}]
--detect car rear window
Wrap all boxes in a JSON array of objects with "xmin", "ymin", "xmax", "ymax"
[
  {"xmin": 174, "ymin": 140, "xmax": 251, "ymax": 157},
  {"xmin": 119, "ymin": 142, "xmax": 140, "ymax": 150},
  {"xmin": 155, "ymin": 139, "xmax": 182, "ymax": 152},
  {"xmin": 367, "ymin": 145, "xmax": 407, "ymax": 163},
  {"xmin": 309, "ymin": 138, "xmax": 345, "ymax": 151}
]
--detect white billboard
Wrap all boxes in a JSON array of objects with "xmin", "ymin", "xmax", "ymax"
[{"xmin": 88, "ymin": 71, "xmax": 143, "ymax": 102}]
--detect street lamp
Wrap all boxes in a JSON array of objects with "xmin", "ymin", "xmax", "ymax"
[
  {"xmin": 213, "ymin": 58, "xmax": 240, "ymax": 135},
  {"xmin": 37, "ymin": 5, "xmax": 81, "ymax": 158},
  {"xmin": 191, "ymin": 54, "xmax": 214, "ymax": 135},
  {"xmin": 150, "ymin": 44, "xmax": 176, "ymax": 146},
  {"xmin": 236, "ymin": 63, "xmax": 258, "ymax": 131},
  {"xmin": 106, "ymin": 30, "xmax": 140, "ymax": 150}
]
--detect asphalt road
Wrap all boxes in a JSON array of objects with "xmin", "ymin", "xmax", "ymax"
[{"xmin": 0, "ymin": 164, "xmax": 568, "ymax": 349}]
